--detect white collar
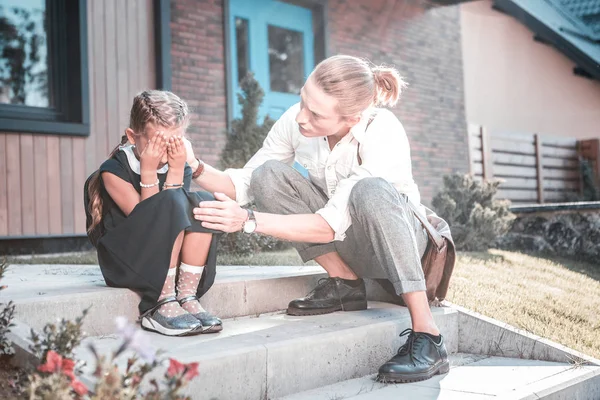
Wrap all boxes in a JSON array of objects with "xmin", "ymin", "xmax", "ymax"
[
  {"xmin": 349, "ymin": 108, "xmax": 377, "ymax": 143},
  {"xmin": 119, "ymin": 145, "xmax": 169, "ymax": 175}
]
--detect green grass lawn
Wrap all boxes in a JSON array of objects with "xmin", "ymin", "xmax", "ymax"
[
  {"xmin": 446, "ymin": 249, "xmax": 600, "ymax": 360},
  {"xmin": 6, "ymin": 248, "xmax": 599, "ymax": 358}
]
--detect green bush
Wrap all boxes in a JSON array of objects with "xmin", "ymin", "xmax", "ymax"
[
  {"xmin": 218, "ymin": 73, "xmax": 290, "ymax": 256},
  {"xmin": 0, "ymin": 261, "xmax": 15, "ymax": 356},
  {"xmin": 432, "ymin": 174, "xmax": 515, "ymax": 251},
  {"xmin": 220, "ymin": 73, "xmax": 274, "ymax": 169},
  {"xmin": 581, "ymin": 159, "xmax": 600, "ymax": 201}
]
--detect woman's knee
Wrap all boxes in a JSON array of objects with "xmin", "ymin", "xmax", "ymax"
[
  {"xmin": 349, "ymin": 178, "xmax": 408, "ymax": 221},
  {"xmin": 350, "ymin": 178, "xmax": 394, "ymax": 207},
  {"xmin": 250, "ymin": 160, "xmax": 288, "ymax": 195}
]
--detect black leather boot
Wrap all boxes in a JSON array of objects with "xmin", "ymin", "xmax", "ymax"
[
  {"xmin": 377, "ymin": 328, "xmax": 450, "ymax": 383},
  {"xmin": 287, "ymin": 277, "xmax": 367, "ymax": 316}
]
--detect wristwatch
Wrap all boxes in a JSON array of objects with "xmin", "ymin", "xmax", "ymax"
[{"xmin": 242, "ymin": 209, "xmax": 257, "ymax": 234}]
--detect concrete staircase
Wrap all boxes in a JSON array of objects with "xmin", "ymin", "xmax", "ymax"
[{"xmin": 2, "ymin": 263, "xmax": 599, "ymax": 399}]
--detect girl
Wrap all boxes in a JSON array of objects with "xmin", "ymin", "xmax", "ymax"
[{"xmin": 85, "ymin": 90, "xmax": 222, "ymax": 336}]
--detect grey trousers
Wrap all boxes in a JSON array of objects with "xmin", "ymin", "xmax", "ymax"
[{"xmin": 250, "ymin": 160, "xmax": 429, "ymax": 296}]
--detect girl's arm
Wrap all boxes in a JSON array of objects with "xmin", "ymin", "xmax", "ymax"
[
  {"xmin": 102, "ymin": 173, "xmax": 158, "ymax": 216},
  {"xmin": 102, "ymin": 131, "xmax": 167, "ymax": 216}
]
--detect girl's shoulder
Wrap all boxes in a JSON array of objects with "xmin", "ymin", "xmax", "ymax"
[{"xmin": 99, "ymin": 150, "xmax": 132, "ymax": 182}]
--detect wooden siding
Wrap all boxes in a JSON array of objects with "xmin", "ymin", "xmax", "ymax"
[
  {"xmin": 0, "ymin": 0, "xmax": 156, "ymax": 238},
  {"xmin": 468, "ymin": 124, "xmax": 584, "ymax": 204}
]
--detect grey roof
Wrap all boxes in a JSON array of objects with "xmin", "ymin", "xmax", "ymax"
[{"xmin": 493, "ymin": 0, "xmax": 600, "ymax": 80}]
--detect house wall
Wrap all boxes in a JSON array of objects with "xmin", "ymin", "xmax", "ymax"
[
  {"xmin": 0, "ymin": 0, "xmax": 156, "ymax": 238},
  {"xmin": 327, "ymin": 0, "xmax": 469, "ymax": 203},
  {"xmin": 461, "ymin": 0, "xmax": 600, "ymax": 140},
  {"xmin": 170, "ymin": 0, "xmax": 470, "ymax": 204},
  {"xmin": 170, "ymin": 0, "xmax": 229, "ymax": 169}
]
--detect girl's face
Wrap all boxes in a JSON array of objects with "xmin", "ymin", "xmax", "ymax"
[
  {"xmin": 295, "ymin": 76, "xmax": 360, "ymax": 139},
  {"xmin": 126, "ymin": 123, "xmax": 185, "ymax": 166}
]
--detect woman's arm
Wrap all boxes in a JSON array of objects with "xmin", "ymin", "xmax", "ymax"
[
  {"xmin": 254, "ymin": 212, "xmax": 335, "ymax": 243},
  {"xmin": 189, "ymin": 161, "xmax": 238, "ymax": 199},
  {"xmin": 185, "ymin": 105, "xmax": 297, "ymax": 204},
  {"xmin": 192, "ymin": 192, "xmax": 335, "ymax": 243},
  {"xmin": 102, "ymin": 131, "xmax": 167, "ymax": 216}
]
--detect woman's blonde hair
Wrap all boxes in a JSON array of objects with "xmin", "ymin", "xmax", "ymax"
[
  {"xmin": 310, "ymin": 55, "xmax": 407, "ymax": 117},
  {"xmin": 86, "ymin": 90, "xmax": 190, "ymax": 239}
]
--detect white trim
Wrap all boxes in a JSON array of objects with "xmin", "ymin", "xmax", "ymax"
[{"xmin": 119, "ymin": 145, "xmax": 169, "ymax": 175}]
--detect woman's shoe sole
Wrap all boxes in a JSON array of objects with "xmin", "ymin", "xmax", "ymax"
[
  {"xmin": 287, "ymin": 300, "xmax": 367, "ymax": 316},
  {"xmin": 141, "ymin": 316, "xmax": 201, "ymax": 337},
  {"xmin": 376, "ymin": 361, "xmax": 450, "ymax": 383}
]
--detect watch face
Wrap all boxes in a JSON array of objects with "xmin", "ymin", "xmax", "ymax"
[{"xmin": 243, "ymin": 220, "xmax": 257, "ymax": 233}]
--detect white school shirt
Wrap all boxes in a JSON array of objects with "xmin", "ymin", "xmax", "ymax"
[{"xmin": 225, "ymin": 103, "xmax": 422, "ymax": 241}]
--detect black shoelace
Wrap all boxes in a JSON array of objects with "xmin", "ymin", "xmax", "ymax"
[
  {"xmin": 397, "ymin": 328, "xmax": 418, "ymax": 356},
  {"xmin": 307, "ymin": 277, "xmax": 335, "ymax": 296}
]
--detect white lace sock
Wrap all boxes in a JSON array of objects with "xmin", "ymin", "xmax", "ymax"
[
  {"xmin": 176, "ymin": 263, "xmax": 205, "ymax": 314},
  {"xmin": 157, "ymin": 268, "xmax": 187, "ymax": 317}
]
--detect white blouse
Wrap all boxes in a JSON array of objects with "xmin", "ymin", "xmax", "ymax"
[{"xmin": 225, "ymin": 103, "xmax": 422, "ymax": 241}]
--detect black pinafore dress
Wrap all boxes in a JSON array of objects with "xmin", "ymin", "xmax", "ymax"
[{"xmin": 84, "ymin": 146, "xmax": 222, "ymax": 314}]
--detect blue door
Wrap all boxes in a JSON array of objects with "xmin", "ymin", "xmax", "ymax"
[{"xmin": 228, "ymin": 0, "xmax": 314, "ymax": 121}]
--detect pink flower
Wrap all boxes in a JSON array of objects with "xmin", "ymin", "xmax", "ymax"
[
  {"xmin": 71, "ymin": 379, "xmax": 88, "ymax": 396},
  {"xmin": 37, "ymin": 350, "xmax": 62, "ymax": 374},
  {"xmin": 167, "ymin": 358, "xmax": 185, "ymax": 378},
  {"xmin": 61, "ymin": 357, "xmax": 76, "ymax": 380},
  {"xmin": 167, "ymin": 359, "xmax": 199, "ymax": 381},
  {"xmin": 183, "ymin": 362, "xmax": 199, "ymax": 380},
  {"xmin": 37, "ymin": 350, "xmax": 75, "ymax": 380}
]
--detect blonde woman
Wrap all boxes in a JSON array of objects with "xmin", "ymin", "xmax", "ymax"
[{"xmin": 187, "ymin": 55, "xmax": 451, "ymax": 383}]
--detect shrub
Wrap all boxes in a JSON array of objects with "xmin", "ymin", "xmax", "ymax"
[
  {"xmin": 432, "ymin": 173, "xmax": 515, "ymax": 251},
  {"xmin": 581, "ymin": 159, "xmax": 600, "ymax": 201},
  {"xmin": 0, "ymin": 261, "xmax": 16, "ymax": 356},
  {"xmin": 30, "ymin": 309, "xmax": 89, "ymax": 362},
  {"xmin": 219, "ymin": 73, "xmax": 291, "ymax": 256},
  {"xmin": 219, "ymin": 73, "xmax": 274, "ymax": 169},
  {"xmin": 26, "ymin": 313, "xmax": 199, "ymax": 399}
]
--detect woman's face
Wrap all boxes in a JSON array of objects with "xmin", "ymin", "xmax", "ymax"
[
  {"xmin": 126, "ymin": 123, "xmax": 185, "ymax": 166},
  {"xmin": 296, "ymin": 76, "xmax": 357, "ymax": 138}
]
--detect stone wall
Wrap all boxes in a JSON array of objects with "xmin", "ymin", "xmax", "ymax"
[{"xmin": 497, "ymin": 203, "xmax": 600, "ymax": 264}]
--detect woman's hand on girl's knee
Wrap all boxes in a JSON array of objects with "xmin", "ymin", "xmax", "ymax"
[{"xmin": 193, "ymin": 192, "xmax": 248, "ymax": 233}]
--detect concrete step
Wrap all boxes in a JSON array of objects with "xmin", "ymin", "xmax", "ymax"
[
  {"xmin": 73, "ymin": 303, "xmax": 458, "ymax": 400},
  {"xmin": 0, "ymin": 264, "xmax": 328, "ymax": 335},
  {"xmin": 280, "ymin": 353, "xmax": 600, "ymax": 400},
  {"xmin": 4, "ymin": 264, "xmax": 599, "ymax": 399}
]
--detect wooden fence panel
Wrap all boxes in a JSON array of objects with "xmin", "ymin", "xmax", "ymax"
[
  {"xmin": 469, "ymin": 125, "xmax": 583, "ymax": 204},
  {"xmin": 0, "ymin": 135, "xmax": 7, "ymax": 235}
]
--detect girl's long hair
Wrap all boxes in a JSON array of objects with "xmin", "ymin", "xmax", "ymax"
[{"xmin": 86, "ymin": 90, "xmax": 189, "ymax": 237}]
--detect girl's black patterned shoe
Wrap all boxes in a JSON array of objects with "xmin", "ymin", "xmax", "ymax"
[
  {"xmin": 139, "ymin": 297, "xmax": 203, "ymax": 336},
  {"xmin": 179, "ymin": 295, "xmax": 223, "ymax": 333}
]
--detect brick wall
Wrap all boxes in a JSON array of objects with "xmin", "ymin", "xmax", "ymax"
[
  {"xmin": 170, "ymin": 0, "xmax": 469, "ymax": 203},
  {"xmin": 171, "ymin": 0, "xmax": 228, "ymax": 167},
  {"xmin": 327, "ymin": 0, "xmax": 469, "ymax": 203}
]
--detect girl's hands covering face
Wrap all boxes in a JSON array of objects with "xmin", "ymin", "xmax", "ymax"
[
  {"xmin": 167, "ymin": 135, "xmax": 186, "ymax": 170},
  {"xmin": 139, "ymin": 131, "xmax": 167, "ymax": 171}
]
